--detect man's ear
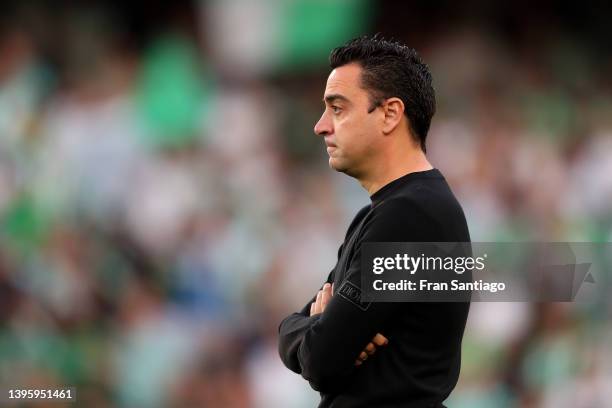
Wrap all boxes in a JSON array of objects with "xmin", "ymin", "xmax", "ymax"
[{"xmin": 381, "ymin": 97, "xmax": 405, "ymax": 135}]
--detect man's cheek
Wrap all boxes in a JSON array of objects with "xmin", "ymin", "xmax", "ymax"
[{"xmin": 336, "ymin": 114, "xmax": 352, "ymax": 128}]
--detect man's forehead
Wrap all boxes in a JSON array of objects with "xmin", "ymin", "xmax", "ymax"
[{"xmin": 324, "ymin": 64, "xmax": 363, "ymax": 100}]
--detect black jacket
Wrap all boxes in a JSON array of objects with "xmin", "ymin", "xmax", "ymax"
[{"xmin": 278, "ymin": 169, "xmax": 471, "ymax": 407}]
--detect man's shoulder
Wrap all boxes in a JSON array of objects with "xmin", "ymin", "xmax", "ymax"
[
  {"xmin": 366, "ymin": 181, "xmax": 469, "ymax": 242},
  {"xmin": 371, "ymin": 195, "xmax": 432, "ymax": 224},
  {"xmin": 379, "ymin": 176, "xmax": 462, "ymax": 217}
]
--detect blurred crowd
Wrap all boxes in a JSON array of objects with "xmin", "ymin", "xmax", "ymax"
[{"xmin": 1, "ymin": 1, "xmax": 611, "ymax": 407}]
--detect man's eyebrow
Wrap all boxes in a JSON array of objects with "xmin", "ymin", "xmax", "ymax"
[{"xmin": 324, "ymin": 94, "xmax": 350, "ymax": 104}]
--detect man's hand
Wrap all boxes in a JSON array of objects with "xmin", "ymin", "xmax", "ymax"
[
  {"xmin": 354, "ymin": 333, "xmax": 388, "ymax": 366},
  {"xmin": 308, "ymin": 283, "xmax": 389, "ymax": 366},
  {"xmin": 310, "ymin": 283, "xmax": 333, "ymax": 316}
]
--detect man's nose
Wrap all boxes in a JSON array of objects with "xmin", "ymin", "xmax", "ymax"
[{"xmin": 314, "ymin": 112, "xmax": 332, "ymax": 136}]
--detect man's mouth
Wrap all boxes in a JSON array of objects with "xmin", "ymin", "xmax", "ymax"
[{"xmin": 325, "ymin": 139, "xmax": 337, "ymax": 148}]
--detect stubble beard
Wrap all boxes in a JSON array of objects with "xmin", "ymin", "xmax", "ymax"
[{"xmin": 329, "ymin": 156, "xmax": 360, "ymax": 178}]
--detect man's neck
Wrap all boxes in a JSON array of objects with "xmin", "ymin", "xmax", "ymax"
[{"xmin": 359, "ymin": 150, "xmax": 433, "ymax": 196}]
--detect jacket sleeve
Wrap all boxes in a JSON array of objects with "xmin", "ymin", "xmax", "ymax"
[
  {"xmin": 277, "ymin": 206, "xmax": 372, "ymax": 376},
  {"xmin": 277, "ymin": 282, "xmax": 328, "ymax": 374},
  {"xmin": 289, "ymin": 198, "xmax": 439, "ymax": 393}
]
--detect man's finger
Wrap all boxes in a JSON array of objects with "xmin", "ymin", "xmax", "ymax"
[
  {"xmin": 354, "ymin": 359, "xmax": 362, "ymax": 366},
  {"xmin": 359, "ymin": 351, "xmax": 368, "ymax": 361},
  {"xmin": 372, "ymin": 333, "xmax": 389, "ymax": 346},
  {"xmin": 365, "ymin": 342, "xmax": 376, "ymax": 355},
  {"xmin": 321, "ymin": 283, "xmax": 332, "ymax": 310},
  {"xmin": 310, "ymin": 302, "xmax": 315, "ymax": 316},
  {"xmin": 314, "ymin": 290, "xmax": 323, "ymax": 314}
]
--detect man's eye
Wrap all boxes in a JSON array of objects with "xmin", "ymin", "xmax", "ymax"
[{"xmin": 331, "ymin": 106, "xmax": 342, "ymax": 114}]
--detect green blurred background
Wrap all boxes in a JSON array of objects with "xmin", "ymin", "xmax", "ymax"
[{"xmin": 1, "ymin": 0, "xmax": 611, "ymax": 407}]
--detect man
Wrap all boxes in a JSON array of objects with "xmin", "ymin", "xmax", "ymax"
[{"xmin": 278, "ymin": 35, "xmax": 471, "ymax": 408}]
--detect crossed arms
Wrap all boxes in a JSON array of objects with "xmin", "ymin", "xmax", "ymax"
[
  {"xmin": 277, "ymin": 198, "xmax": 432, "ymax": 392},
  {"xmin": 277, "ymin": 280, "xmax": 392, "ymax": 392}
]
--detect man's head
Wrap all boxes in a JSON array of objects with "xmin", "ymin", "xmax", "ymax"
[{"xmin": 314, "ymin": 35, "xmax": 436, "ymax": 177}]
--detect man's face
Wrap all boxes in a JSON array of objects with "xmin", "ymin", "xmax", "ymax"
[{"xmin": 314, "ymin": 63, "xmax": 383, "ymax": 177}]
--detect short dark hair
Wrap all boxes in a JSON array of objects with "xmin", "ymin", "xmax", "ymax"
[{"xmin": 329, "ymin": 35, "xmax": 436, "ymax": 152}]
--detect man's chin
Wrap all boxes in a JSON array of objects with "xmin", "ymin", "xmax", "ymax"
[
  {"xmin": 328, "ymin": 158, "xmax": 353, "ymax": 176},
  {"xmin": 328, "ymin": 157, "xmax": 342, "ymax": 171}
]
